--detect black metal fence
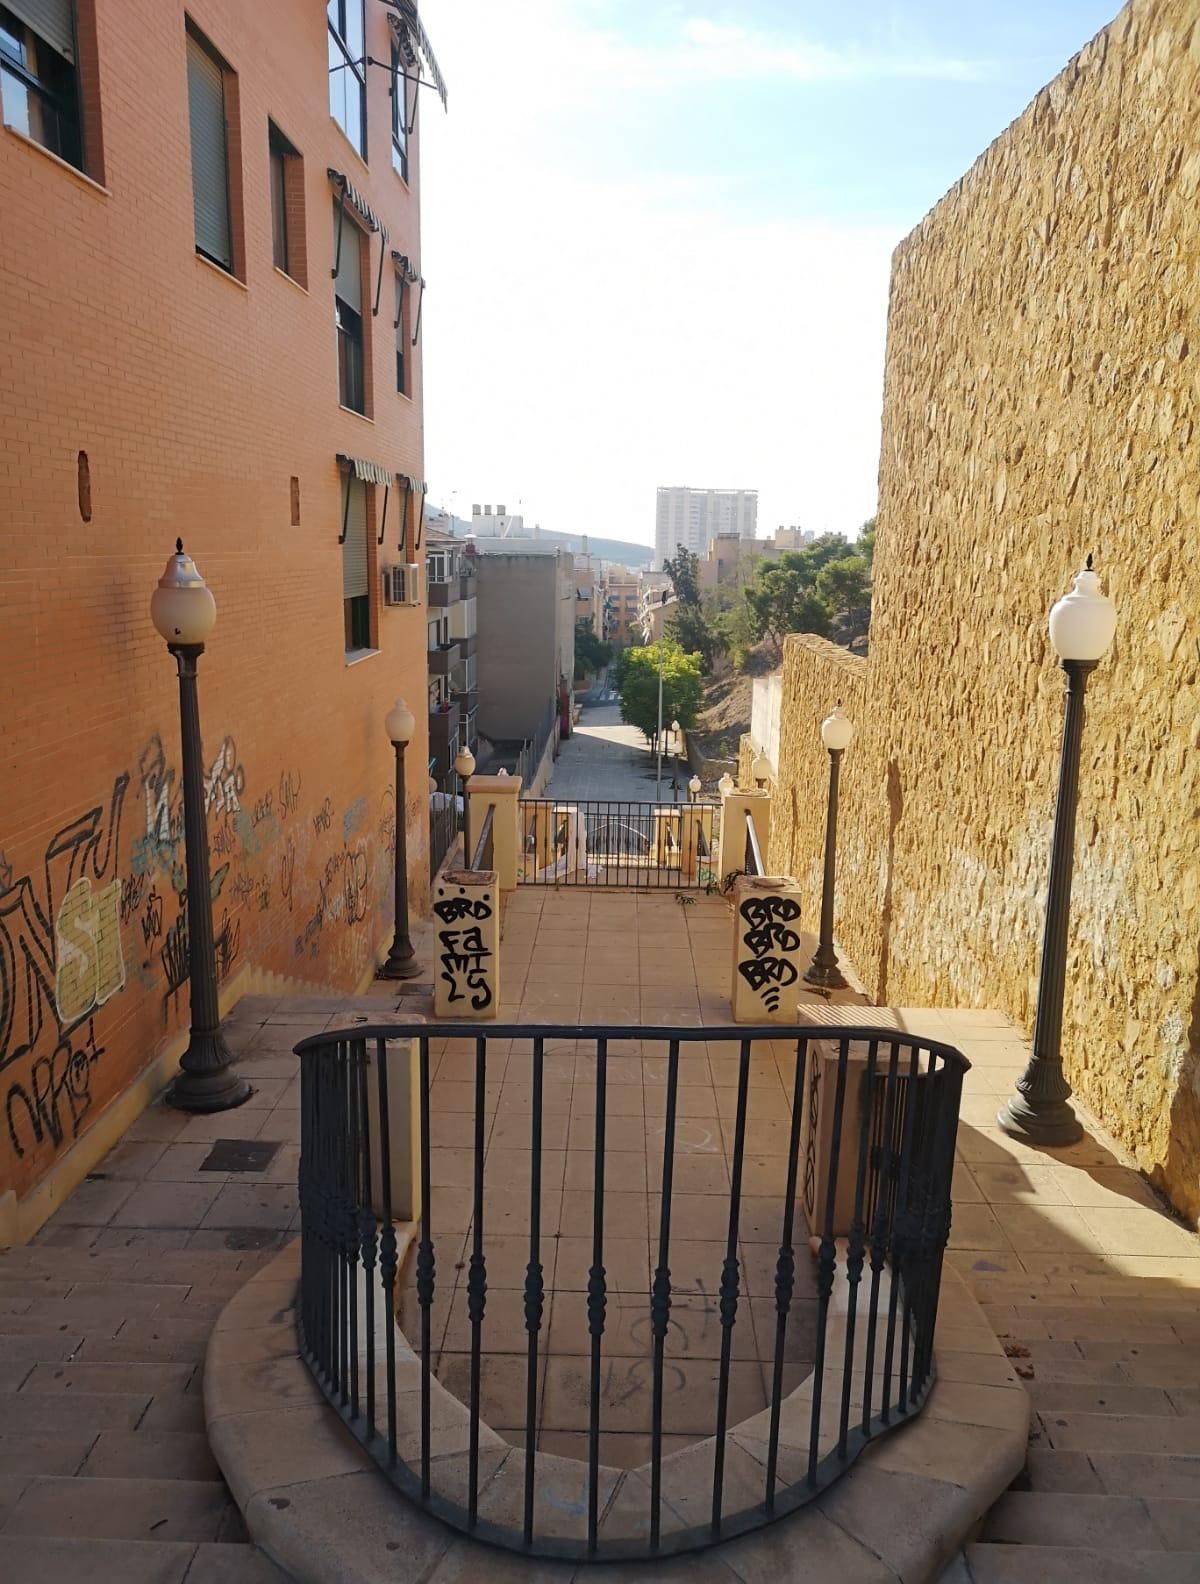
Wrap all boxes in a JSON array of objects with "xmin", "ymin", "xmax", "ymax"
[
  {"xmin": 296, "ymin": 1022, "xmax": 966, "ymax": 1561},
  {"xmin": 517, "ymin": 798, "xmax": 720, "ymax": 888},
  {"xmin": 428, "ymin": 792, "xmax": 460, "ymax": 881}
]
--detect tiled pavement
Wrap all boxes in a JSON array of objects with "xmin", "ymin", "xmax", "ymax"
[{"xmin": 2, "ymin": 888, "xmax": 1199, "ymax": 1581}]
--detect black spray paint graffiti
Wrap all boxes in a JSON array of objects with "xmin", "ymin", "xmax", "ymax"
[
  {"xmin": 119, "ymin": 872, "xmax": 146, "ymax": 927},
  {"xmin": 312, "ymin": 798, "xmax": 333, "ymax": 836},
  {"xmin": 278, "ymin": 769, "xmax": 302, "ymax": 821},
  {"xmin": 141, "ymin": 889, "xmax": 164, "ymax": 947},
  {"xmin": 0, "ymin": 775, "xmax": 129, "ymax": 1075},
  {"xmin": 6, "ymin": 1017, "xmax": 105, "ymax": 1161},
  {"xmin": 737, "ymin": 894, "xmax": 802, "ymax": 1012},
  {"xmin": 2, "ymin": 778, "xmax": 130, "ymax": 1163},
  {"xmin": 280, "ymin": 836, "xmax": 296, "ymax": 912},
  {"xmin": 295, "ymin": 842, "xmax": 371, "ymax": 957},
  {"xmin": 433, "ymin": 891, "xmax": 494, "ymax": 1012}
]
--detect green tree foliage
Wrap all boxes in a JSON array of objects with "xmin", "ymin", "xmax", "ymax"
[
  {"xmin": 738, "ymin": 532, "xmax": 875, "ymax": 658},
  {"xmin": 857, "ymin": 517, "xmax": 876, "ymax": 569},
  {"xmin": 663, "ymin": 546, "xmax": 702, "ymax": 608},
  {"xmin": 815, "ymin": 554, "xmax": 870, "ymax": 625},
  {"xmin": 574, "ymin": 619, "xmax": 612, "ymax": 679},
  {"xmin": 616, "ymin": 640, "xmax": 703, "ymax": 747}
]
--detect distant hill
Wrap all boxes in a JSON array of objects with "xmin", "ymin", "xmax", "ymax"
[{"xmin": 435, "ymin": 516, "xmax": 653, "ymax": 568}]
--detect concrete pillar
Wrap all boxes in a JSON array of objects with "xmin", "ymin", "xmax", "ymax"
[
  {"xmin": 365, "ymin": 1037, "xmax": 421, "ymax": 1223},
  {"xmin": 730, "ymin": 874, "xmax": 804, "ymax": 1024},
  {"xmin": 720, "ymin": 788, "xmax": 772, "ymax": 887},
  {"xmin": 431, "ymin": 868, "xmax": 500, "ymax": 1020},
  {"xmin": 465, "ymin": 773, "xmax": 522, "ymax": 891}
]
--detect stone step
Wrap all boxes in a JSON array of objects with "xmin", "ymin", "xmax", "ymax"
[
  {"xmin": 18, "ymin": 1360, "xmax": 196, "ymax": 1396},
  {"xmin": 78, "ymin": 1429, "xmax": 222, "ymax": 1482},
  {"xmin": 1037, "ymin": 1411, "xmax": 1200, "ymax": 1455},
  {"xmin": 1023, "ymin": 1449, "xmax": 1200, "ymax": 1498},
  {"xmin": 2, "ymin": 1474, "xmax": 238, "ymax": 1544},
  {"xmin": 0, "ymin": 1536, "xmax": 290, "ymax": 1583},
  {"xmin": 963, "ymin": 1543, "xmax": 1200, "ymax": 1582},
  {"xmin": 982, "ymin": 1491, "xmax": 1200, "ymax": 1550}
]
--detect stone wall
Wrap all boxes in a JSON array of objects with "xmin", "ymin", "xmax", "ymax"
[{"xmin": 754, "ymin": 0, "xmax": 1200, "ymax": 1222}]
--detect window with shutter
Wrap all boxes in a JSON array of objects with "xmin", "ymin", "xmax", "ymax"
[
  {"xmin": 342, "ymin": 475, "xmax": 372, "ymax": 652},
  {"xmin": 394, "ymin": 272, "xmax": 406, "ymax": 395},
  {"xmin": 186, "ymin": 27, "xmax": 231, "ymax": 271},
  {"xmin": 334, "ymin": 199, "xmax": 366, "ymax": 412},
  {"xmin": 268, "ymin": 120, "xmax": 304, "ymax": 282},
  {"xmin": 0, "ymin": 0, "xmax": 83, "ymax": 170}
]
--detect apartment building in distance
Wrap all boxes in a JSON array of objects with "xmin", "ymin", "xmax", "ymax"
[
  {"xmin": 599, "ymin": 565, "xmax": 642, "ymax": 646},
  {"xmin": 424, "ymin": 527, "xmax": 478, "ymax": 783},
  {"xmin": 0, "ymin": 0, "xmax": 444, "ymax": 1222},
  {"xmin": 472, "ymin": 540, "xmax": 576, "ymax": 753},
  {"xmin": 654, "ymin": 485, "xmax": 758, "ymax": 567}
]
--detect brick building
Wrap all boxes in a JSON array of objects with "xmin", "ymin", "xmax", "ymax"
[{"xmin": 0, "ymin": 0, "xmax": 445, "ymax": 1230}]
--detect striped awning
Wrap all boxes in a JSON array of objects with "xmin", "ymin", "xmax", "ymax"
[
  {"xmin": 388, "ymin": 3, "xmax": 448, "ymax": 108},
  {"xmin": 397, "ymin": 474, "xmax": 428, "ymax": 493},
  {"xmin": 337, "ymin": 454, "xmax": 392, "ymax": 487},
  {"xmin": 327, "ymin": 168, "xmax": 382, "ymax": 233}
]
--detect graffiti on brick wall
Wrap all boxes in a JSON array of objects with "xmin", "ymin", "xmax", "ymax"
[{"xmin": 1, "ymin": 776, "xmax": 129, "ymax": 1159}]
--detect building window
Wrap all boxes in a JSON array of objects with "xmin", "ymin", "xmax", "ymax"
[
  {"xmin": 342, "ymin": 474, "xmax": 372, "ymax": 652},
  {"xmin": 327, "ymin": 0, "xmax": 365, "ymax": 160},
  {"xmin": 390, "ymin": 41, "xmax": 407, "ymax": 180},
  {"xmin": 0, "ymin": 1, "xmax": 82, "ymax": 169},
  {"xmin": 394, "ymin": 272, "xmax": 407, "ymax": 395},
  {"xmin": 186, "ymin": 24, "xmax": 234, "ymax": 272},
  {"xmin": 268, "ymin": 119, "xmax": 305, "ymax": 284},
  {"xmin": 333, "ymin": 199, "xmax": 365, "ymax": 413}
]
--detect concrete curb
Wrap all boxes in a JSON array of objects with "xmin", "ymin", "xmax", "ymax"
[{"xmin": 205, "ymin": 1247, "xmax": 1027, "ymax": 1584}]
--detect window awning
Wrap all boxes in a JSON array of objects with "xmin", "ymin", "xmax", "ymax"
[
  {"xmin": 387, "ymin": 2, "xmax": 448, "ymax": 108},
  {"xmin": 327, "ymin": 168, "xmax": 382, "ymax": 233},
  {"xmin": 337, "ymin": 454, "xmax": 392, "ymax": 487}
]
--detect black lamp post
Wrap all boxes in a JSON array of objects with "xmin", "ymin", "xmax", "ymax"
[
  {"xmin": 671, "ymin": 718, "xmax": 681, "ymax": 802},
  {"xmin": 380, "ymin": 698, "xmax": 422, "ymax": 980},
  {"xmin": 151, "ymin": 541, "xmax": 250, "ymax": 1112},
  {"xmin": 999, "ymin": 558, "xmax": 1117, "ymax": 1146},
  {"xmin": 804, "ymin": 702, "xmax": 853, "ymax": 991}
]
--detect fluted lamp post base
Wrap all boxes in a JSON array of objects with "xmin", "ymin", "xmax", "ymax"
[
  {"xmin": 168, "ymin": 1031, "xmax": 251, "ymax": 1113},
  {"xmin": 996, "ymin": 1063, "xmax": 1083, "ymax": 1146},
  {"xmin": 379, "ymin": 943, "xmax": 424, "ymax": 980}
]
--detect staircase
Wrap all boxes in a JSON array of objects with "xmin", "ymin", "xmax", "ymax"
[
  {"xmin": 940, "ymin": 1268, "xmax": 1200, "ymax": 1582},
  {"xmin": 0, "ymin": 1240, "xmax": 287, "ymax": 1582}
]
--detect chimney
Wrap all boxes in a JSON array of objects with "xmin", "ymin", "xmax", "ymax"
[{"xmin": 497, "ymin": 504, "xmax": 506, "ymax": 516}]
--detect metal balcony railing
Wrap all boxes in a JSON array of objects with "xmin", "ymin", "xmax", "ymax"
[{"xmin": 296, "ymin": 1023, "xmax": 966, "ymax": 1561}]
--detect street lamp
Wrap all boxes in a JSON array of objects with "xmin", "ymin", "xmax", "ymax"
[
  {"xmin": 804, "ymin": 702, "xmax": 854, "ymax": 991},
  {"xmin": 688, "ymin": 774, "xmax": 702, "ymax": 803},
  {"xmin": 671, "ymin": 718, "xmax": 682, "ymax": 802},
  {"xmin": 454, "ymin": 744, "xmax": 476, "ymax": 862},
  {"xmin": 151, "ymin": 541, "xmax": 249, "ymax": 1112},
  {"xmin": 998, "ymin": 557, "xmax": 1117, "ymax": 1145},
  {"xmin": 752, "ymin": 752, "xmax": 772, "ymax": 789},
  {"xmin": 718, "ymin": 772, "xmax": 735, "ymax": 799},
  {"xmin": 380, "ymin": 698, "xmax": 422, "ymax": 980}
]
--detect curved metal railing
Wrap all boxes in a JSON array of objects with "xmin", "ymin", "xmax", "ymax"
[{"xmin": 296, "ymin": 1022, "xmax": 966, "ymax": 1561}]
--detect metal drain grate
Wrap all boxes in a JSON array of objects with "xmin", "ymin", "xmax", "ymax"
[{"xmin": 200, "ymin": 1139, "xmax": 282, "ymax": 1173}]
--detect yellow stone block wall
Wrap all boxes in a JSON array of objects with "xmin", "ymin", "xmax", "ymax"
[{"xmin": 754, "ymin": 0, "xmax": 1200, "ymax": 1223}]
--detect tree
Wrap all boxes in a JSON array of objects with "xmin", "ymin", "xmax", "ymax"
[
  {"xmin": 616, "ymin": 640, "xmax": 703, "ymax": 748},
  {"xmin": 574, "ymin": 619, "xmax": 612, "ymax": 679},
  {"xmin": 666, "ymin": 600, "xmax": 721, "ymax": 673},
  {"xmin": 663, "ymin": 547, "xmax": 702, "ymax": 608},
  {"xmin": 815, "ymin": 554, "xmax": 870, "ymax": 625},
  {"xmin": 857, "ymin": 517, "xmax": 876, "ymax": 569},
  {"xmin": 743, "ymin": 560, "xmax": 831, "ymax": 654}
]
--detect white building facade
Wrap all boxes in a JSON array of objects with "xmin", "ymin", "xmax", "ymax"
[{"xmin": 654, "ymin": 486, "xmax": 758, "ymax": 567}]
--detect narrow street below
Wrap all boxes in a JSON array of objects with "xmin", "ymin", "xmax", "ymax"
[{"xmin": 546, "ymin": 680, "xmax": 685, "ymax": 803}]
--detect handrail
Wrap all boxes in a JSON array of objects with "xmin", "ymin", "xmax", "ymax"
[
  {"xmin": 294, "ymin": 1020, "xmax": 967, "ymax": 1561},
  {"xmin": 470, "ymin": 803, "xmax": 495, "ymax": 870},
  {"xmin": 744, "ymin": 810, "xmax": 764, "ymax": 875}
]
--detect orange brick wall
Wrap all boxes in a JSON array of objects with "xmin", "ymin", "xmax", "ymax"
[{"xmin": 0, "ymin": 1, "xmax": 435, "ymax": 1201}]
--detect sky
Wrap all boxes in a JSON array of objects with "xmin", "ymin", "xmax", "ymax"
[{"xmin": 417, "ymin": 1, "xmax": 1120, "ymax": 549}]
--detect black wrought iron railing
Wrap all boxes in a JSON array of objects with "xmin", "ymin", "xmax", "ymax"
[
  {"xmin": 470, "ymin": 803, "xmax": 494, "ymax": 871},
  {"xmin": 428, "ymin": 790, "xmax": 459, "ymax": 880},
  {"xmin": 296, "ymin": 1023, "xmax": 966, "ymax": 1561},
  {"xmin": 517, "ymin": 798, "xmax": 719, "ymax": 888}
]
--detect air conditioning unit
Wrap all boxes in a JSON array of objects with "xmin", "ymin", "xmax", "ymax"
[{"xmin": 382, "ymin": 564, "xmax": 422, "ymax": 607}]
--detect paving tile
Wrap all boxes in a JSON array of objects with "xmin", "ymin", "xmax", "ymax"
[
  {"xmin": 109, "ymin": 1183, "xmax": 224, "ymax": 1231},
  {"xmin": 183, "ymin": 1542, "xmax": 293, "ymax": 1582},
  {"xmin": 0, "ymin": 1536, "xmax": 195, "ymax": 1583},
  {"xmin": 20, "ymin": 1361, "xmax": 195, "ymax": 1396},
  {"xmin": 199, "ymin": 1185, "xmax": 299, "ymax": 1231},
  {"xmin": 78, "ymin": 1429, "xmax": 221, "ymax": 1482},
  {"xmin": 3, "ymin": 1474, "xmax": 234, "ymax": 1543},
  {"xmin": 0, "ymin": 1433, "xmax": 94, "ymax": 1478}
]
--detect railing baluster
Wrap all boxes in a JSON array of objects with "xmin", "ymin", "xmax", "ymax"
[
  {"xmin": 711, "ymin": 1037, "xmax": 752, "ymax": 1536},
  {"xmin": 357, "ymin": 1040, "xmax": 376, "ymax": 1442},
  {"xmin": 586, "ymin": 1037, "xmax": 608, "ymax": 1553},
  {"xmin": 882, "ymin": 1037, "xmax": 923, "ymax": 1422},
  {"xmin": 650, "ymin": 1038, "xmax": 681, "ymax": 1552},
  {"xmin": 523, "ymin": 1036, "xmax": 546, "ymax": 1546},
  {"xmin": 347, "ymin": 1039, "xmax": 362, "ymax": 1422},
  {"xmin": 416, "ymin": 1035, "xmax": 435, "ymax": 1501},
  {"xmin": 337, "ymin": 1042, "xmax": 351, "ymax": 1409},
  {"xmin": 376, "ymin": 1038, "xmax": 398, "ymax": 1465},
  {"xmin": 861, "ymin": 1039, "xmax": 900, "ymax": 1436},
  {"xmin": 838, "ymin": 1038, "xmax": 878, "ymax": 1459},
  {"xmin": 808, "ymin": 1033, "xmax": 851, "ymax": 1486},
  {"xmin": 468, "ymin": 1035, "xmax": 488, "ymax": 1527},
  {"xmin": 766, "ymin": 1036, "xmax": 809, "ymax": 1511}
]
